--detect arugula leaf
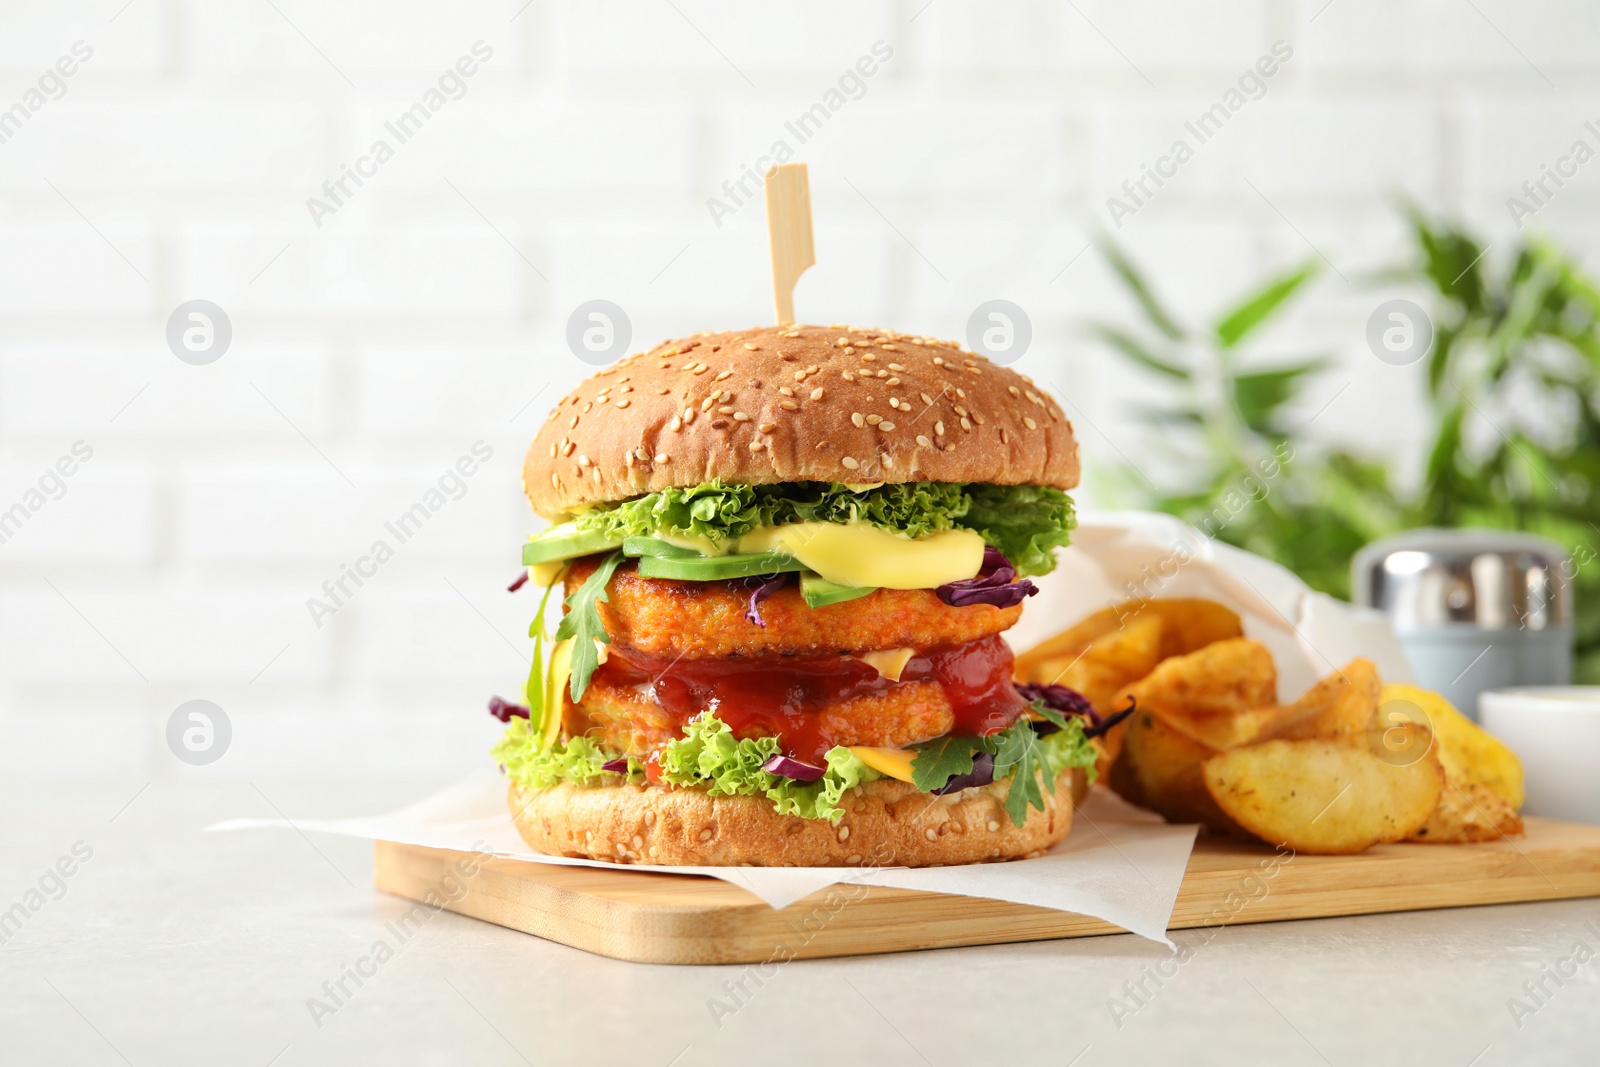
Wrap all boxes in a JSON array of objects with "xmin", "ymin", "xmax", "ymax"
[
  {"xmin": 909, "ymin": 735, "xmax": 980, "ymax": 793},
  {"xmin": 552, "ymin": 549, "xmax": 625, "ymax": 702},
  {"xmin": 1027, "ymin": 699, "xmax": 1072, "ymax": 732}
]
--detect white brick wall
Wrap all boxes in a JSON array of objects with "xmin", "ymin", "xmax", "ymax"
[{"xmin": 3, "ymin": 0, "xmax": 1598, "ymax": 779}]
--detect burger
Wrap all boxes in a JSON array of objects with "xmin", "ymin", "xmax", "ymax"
[{"xmin": 490, "ymin": 323, "xmax": 1113, "ymax": 867}]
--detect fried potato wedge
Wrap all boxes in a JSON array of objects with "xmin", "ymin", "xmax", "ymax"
[
  {"xmin": 1119, "ymin": 637, "xmax": 1279, "ymax": 722},
  {"xmin": 1111, "ymin": 705, "xmax": 1243, "ymax": 835},
  {"xmin": 1380, "ymin": 683, "xmax": 1525, "ymax": 809},
  {"xmin": 1407, "ymin": 780, "xmax": 1525, "ymax": 843},
  {"xmin": 1032, "ymin": 613, "xmax": 1164, "ymax": 710},
  {"xmin": 1014, "ymin": 597, "xmax": 1243, "ymax": 678},
  {"xmin": 1267, "ymin": 658, "xmax": 1381, "ymax": 741},
  {"xmin": 1202, "ymin": 729, "xmax": 1444, "ymax": 854}
]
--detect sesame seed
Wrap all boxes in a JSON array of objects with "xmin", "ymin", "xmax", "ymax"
[
  {"xmin": 669, "ymin": 416, "xmax": 683, "ymax": 432},
  {"xmin": 733, "ymin": 412, "xmax": 750, "ymax": 422},
  {"xmin": 701, "ymin": 398, "xmax": 715, "ymax": 412},
  {"xmin": 864, "ymin": 414, "xmax": 880, "ymax": 427},
  {"xmin": 781, "ymin": 330, "xmax": 800, "ymax": 338},
  {"xmin": 842, "ymin": 370, "xmax": 856, "ymax": 382},
  {"xmin": 592, "ymin": 468, "xmax": 602, "ymax": 482},
  {"xmin": 596, "ymin": 395, "xmax": 610, "ymax": 405},
  {"xmin": 1024, "ymin": 416, "xmax": 1038, "ymax": 430},
  {"xmin": 624, "ymin": 451, "xmax": 635, "ymax": 467},
  {"xmin": 887, "ymin": 362, "xmax": 905, "ymax": 372},
  {"xmin": 956, "ymin": 388, "xmax": 967, "ymax": 399},
  {"xmin": 714, "ymin": 370, "xmax": 732, "ymax": 381},
  {"xmin": 1008, "ymin": 386, "xmax": 1021, "ymax": 397},
  {"xmin": 1000, "ymin": 428, "xmax": 1009, "ymax": 444},
  {"xmin": 881, "ymin": 453, "xmax": 894, "ymax": 469},
  {"xmin": 925, "ymin": 828, "xmax": 937, "ymax": 841},
  {"xmin": 879, "ymin": 421, "xmax": 896, "ymax": 431},
  {"xmin": 615, "ymin": 398, "xmax": 631, "ymax": 408},
  {"xmin": 548, "ymin": 443, "xmax": 557, "ymax": 458},
  {"xmin": 684, "ymin": 409, "xmax": 697, "ymax": 424},
  {"xmin": 933, "ymin": 356, "xmax": 946, "ymax": 366},
  {"xmin": 779, "ymin": 386, "xmax": 794, "ymax": 397},
  {"xmin": 973, "ymin": 412, "xmax": 986, "ymax": 425},
  {"xmin": 656, "ymin": 385, "xmax": 670, "ymax": 395},
  {"xmin": 920, "ymin": 393, "xmax": 934, "ymax": 406},
  {"xmin": 944, "ymin": 442, "xmax": 957, "ymax": 452},
  {"xmin": 954, "ymin": 405, "xmax": 968, "ymax": 417},
  {"xmin": 841, "ymin": 456, "xmax": 859, "ymax": 469},
  {"xmin": 843, "ymin": 346, "xmax": 855, "ymax": 355},
  {"xmin": 861, "ymin": 353, "xmax": 877, "ymax": 362},
  {"xmin": 711, "ymin": 419, "xmax": 729, "ymax": 429},
  {"xmin": 655, "ymin": 454, "xmax": 670, "ymax": 463},
  {"xmin": 619, "ymin": 384, "xmax": 633, "ymax": 393},
  {"xmin": 563, "ymin": 442, "xmax": 576, "ymax": 456},
  {"xmin": 810, "ymin": 387, "xmax": 825, "ymax": 400},
  {"xmin": 881, "ymin": 343, "xmax": 898, "ymax": 350},
  {"xmin": 780, "ymin": 400, "xmax": 799, "ymax": 410},
  {"xmin": 987, "ymin": 820, "xmax": 1000, "ymax": 832},
  {"xmin": 960, "ymin": 417, "xmax": 971, "ymax": 431},
  {"xmin": 836, "ymin": 337, "xmax": 849, "ymax": 346},
  {"xmin": 743, "ymin": 343, "xmax": 759, "ymax": 351},
  {"xmin": 748, "ymin": 440, "xmax": 763, "ymax": 452},
  {"xmin": 1026, "ymin": 390, "xmax": 1040, "ymax": 404},
  {"xmin": 887, "ymin": 377, "xmax": 900, "ymax": 386},
  {"xmin": 794, "ymin": 370, "xmax": 807, "ymax": 382},
  {"xmin": 577, "ymin": 454, "xmax": 592, "ymax": 467},
  {"xmin": 692, "ymin": 365, "xmax": 710, "ymax": 375},
  {"xmin": 758, "ymin": 421, "xmax": 776, "ymax": 433},
  {"xmin": 935, "ymin": 421, "xmax": 945, "ymax": 436},
  {"xmin": 550, "ymin": 473, "xmax": 560, "ymax": 488},
  {"xmin": 851, "ymin": 412, "xmax": 865, "ymax": 427},
  {"xmin": 876, "ymin": 369, "xmax": 888, "ymax": 379},
  {"xmin": 715, "ymin": 405, "xmax": 733, "ymax": 415},
  {"xmin": 569, "ymin": 415, "xmax": 579, "ymax": 428},
  {"xmin": 916, "ymin": 435, "xmax": 932, "ymax": 448}
]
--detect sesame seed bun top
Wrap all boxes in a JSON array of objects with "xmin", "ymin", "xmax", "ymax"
[{"xmin": 523, "ymin": 324, "xmax": 1080, "ymax": 519}]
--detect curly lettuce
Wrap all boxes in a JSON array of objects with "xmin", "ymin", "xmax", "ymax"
[
  {"xmin": 493, "ymin": 711, "xmax": 1098, "ymax": 827},
  {"xmin": 571, "ymin": 479, "xmax": 1076, "ymax": 577}
]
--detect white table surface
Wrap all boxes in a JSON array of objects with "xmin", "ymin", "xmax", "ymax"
[{"xmin": 3, "ymin": 779, "xmax": 1597, "ymax": 1066}]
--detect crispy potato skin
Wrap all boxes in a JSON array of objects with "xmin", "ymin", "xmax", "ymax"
[
  {"xmin": 567, "ymin": 672, "xmax": 957, "ymax": 762},
  {"xmin": 565, "ymin": 557, "xmax": 1022, "ymax": 658}
]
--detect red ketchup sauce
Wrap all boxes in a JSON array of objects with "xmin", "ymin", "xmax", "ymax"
[{"xmin": 599, "ymin": 634, "xmax": 1026, "ymax": 764}]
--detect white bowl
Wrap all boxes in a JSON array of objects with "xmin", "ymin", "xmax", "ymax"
[{"xmin": 1479, "ymin": 686, "xmax": 1600, "ymax": 824}]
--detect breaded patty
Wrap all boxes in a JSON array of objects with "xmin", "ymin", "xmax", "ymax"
[
  {"xmin": 565, "ymin": 557, "xmax": 1022, "ymax": 658},
  {"xmin": 567, "ymin": 671, "xmax": 956, "ymax": 763}
]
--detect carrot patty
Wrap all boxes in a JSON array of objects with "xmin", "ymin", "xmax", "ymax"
[{"xmin": 563, "ymin": 556, "xmax": 1023, "ymax": 659}]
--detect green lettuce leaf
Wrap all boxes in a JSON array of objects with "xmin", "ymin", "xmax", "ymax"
[
  {"xmin": 569, "ymin": 479, "xmax": 1075, "ymax": 577},
  {"xmin": 492, "ymin": 720, "xmax": 640, "ymax": 789},
  {"xmin": 657, "ymin": 715, "xmax": 880, "ymax": 822},
  {"xmin": 960, "ymin": 484, "xmax": 1078, "ymax": 578},
  {"xmin": 492, "ymin": 713, "xmax": 1097, "ymax": 829}
]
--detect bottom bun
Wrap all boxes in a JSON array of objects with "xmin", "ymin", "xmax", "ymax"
[{"xmin": 506, "ymin": 770, "xmax": 1081, "ymax": 868}]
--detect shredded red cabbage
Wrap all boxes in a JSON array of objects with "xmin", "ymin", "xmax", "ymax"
[
  {"xmin": 601, "ymin": 757, "xmax": 629, "ymax": 773},
  {"xmin": 933, "ymin": 751, "xmax": 995, "ymax": 795},
  {"xmin": 507, "ymin": 570, "xmax": 529, "ymax": 593},
  {"xmin": 760, "ymin": 754, "xmax": 826, "ymax": 781},
  {"xmin": 936, "ymin": 546, "xmax": 1038, "ymax": 609},
  {"xmin": 743, "ymin": 573, "xmax": 790, "ymax": 627},
  {"xmin": 1015, "ymin": 682, "xmax": 1098, "ymax": 728},
  {"xmin": 1084, "ymin": 698, "xmax": 1137, "ymax": 739},
  {"xmin": 488, "ymin": 696, "xmax": 530, "ymax": 722}
]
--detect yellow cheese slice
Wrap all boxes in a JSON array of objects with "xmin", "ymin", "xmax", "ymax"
[
  {"xmin": 540, "ymin": 638, "xmax": 574, "ymax": 748},
  {"xmin": 849, "ymin": 745, "xmax": 916, "ymax": 783},
  {"xmin": 737, "ymin": 523, "xmax": 984, "ymax": 589},
  {"xmin": 852, "ymin": 647, "xmax": 916, "ymax": 682}
]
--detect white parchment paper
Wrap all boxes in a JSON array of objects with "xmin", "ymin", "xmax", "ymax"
[{"xmin": 210, "ymin": 511, "xmax": 1404, "ymax": 944}]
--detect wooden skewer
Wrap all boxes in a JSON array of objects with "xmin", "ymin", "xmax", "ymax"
[{"xmin": 764, "ymin": 163, "xmax": 814, "ymax": 326}]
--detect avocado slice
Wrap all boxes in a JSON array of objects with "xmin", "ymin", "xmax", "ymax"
[
  {"xmin": 800, "ymin": 572, "xmax": 876, "ymax": 609},
  {"xmin": 636, "ymin": 551, "xmax": 804, "ymax": 581},
  {"xmin": 621, "ymin": 536, "xmax": 702, "ymax": 560},
  {"xmin": 522, "ymin": 527, "xmax": 623, "ymax": 566}
]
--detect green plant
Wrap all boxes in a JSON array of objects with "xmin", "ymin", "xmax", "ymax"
[{"xmin": 1093, "ymin": 214, "xmax": 1600, "ymax": 680}]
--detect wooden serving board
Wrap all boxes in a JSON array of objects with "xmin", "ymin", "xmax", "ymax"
[{"xmin": 374, "ymin": 817, "xmax": 1600, "ymax": 965}]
